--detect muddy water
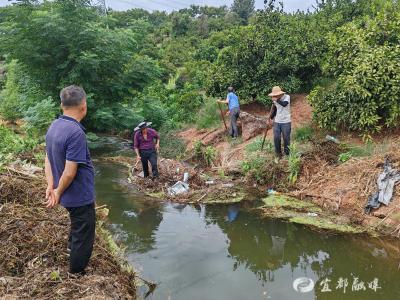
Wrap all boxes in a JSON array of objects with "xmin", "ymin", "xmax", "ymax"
[{"xmin": 93, "ymin": 138, "xmax": 400, "ymax": 300}]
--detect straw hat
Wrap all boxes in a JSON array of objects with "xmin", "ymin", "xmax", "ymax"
[
  {"xmin": 134, "ymin": 121, "xmax": 152, "ymax": 132},
  {"xmin": 268, "ymin": 86, "xmax": 285, "ymax": 97}
]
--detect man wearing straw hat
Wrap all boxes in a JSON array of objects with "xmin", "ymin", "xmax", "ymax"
[
  {"xmin": 133, "ymin": 121, "xmax": 160, "ymax": 179},
  {"xmin": 269, "ymin": 86, "xmax": 291, "ymax": 157}
]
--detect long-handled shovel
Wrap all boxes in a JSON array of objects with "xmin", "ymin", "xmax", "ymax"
[
  {"xmin": 261, "ymin": 104, "xmax": 275, "ymax": 150},
  {"xmin": 217, "ymin": 101, "xmax": 228, "ymax": 131}
]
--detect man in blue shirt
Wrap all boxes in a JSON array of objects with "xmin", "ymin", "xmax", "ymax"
[
  {"xmin": 217, "ymin": 86, "xmax": 240, "ymax": 138},
  {"xmin": 45, "ymin": 85, "xmax": 95, "ymax": 275}
]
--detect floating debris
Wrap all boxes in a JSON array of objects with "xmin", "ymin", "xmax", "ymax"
[{"xmin": 123, "ymin": 211, "xmax": 137, "ymax": 218}]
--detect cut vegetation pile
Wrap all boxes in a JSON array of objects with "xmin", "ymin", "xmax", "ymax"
[
  {"xmin": 127, "ymin": 157, "xmax": 256, "ymax": 204},
  {"xmin": 294, "ymin": 150, "xmax": 400, "ymax": 235},
  {"xmin": 129, "ymin": 158, "xmax": 206, "ymax": 193},
  {"xmin": 0, "ymin": 173, "xmax": 137, "ymax": 299},
  {"xmin": 303, "ymin": 140, "xmax": 345, "ymax": 165}
]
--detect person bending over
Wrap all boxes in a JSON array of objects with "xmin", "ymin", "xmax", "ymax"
[{"xmin": 133, "ymin": 122, "xmax": 160, "ymax": 178}]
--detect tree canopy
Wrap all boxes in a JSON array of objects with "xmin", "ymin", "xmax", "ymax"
[{"xmin": 0, "ymin": 0, "xmax": 398, "ymax": 137}]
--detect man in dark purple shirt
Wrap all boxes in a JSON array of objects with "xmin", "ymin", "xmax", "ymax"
[
  {"xmin": 45, "ymin": 85, "xmax": 95, "ymax": 275},
  {"xmin": 133, "ymin": 122, "xmax": 160, "ymax": 178}
]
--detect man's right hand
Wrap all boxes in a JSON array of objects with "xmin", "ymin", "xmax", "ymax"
[
  {"xmin": 136, "ymin": 156, "xmax": 141, "ymax": 163},
  {"xmin": 46, "ymin": 185, "xmax": 54, "ymax": 201},
  {"xmin": 45, "ymin": 187, "xmax": 60, "ymax": 208}
]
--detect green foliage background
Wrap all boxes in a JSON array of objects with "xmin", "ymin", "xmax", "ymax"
[{"xmin": 0, "ymin": 0, "xmax": 399, "ymax": 144}]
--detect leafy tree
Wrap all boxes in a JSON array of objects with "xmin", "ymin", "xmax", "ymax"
[
  {"xmin": 206, "ymin": 9, "xmax": 325, "ymax": 102},
  {"xmin": 231, "ymin": 0, "xmax": 255, "ymax": 24},
  {"xmin": 24, "ymin": 96, "xmax": 59, "ymax": 136},
  {"xmin": 0, "ymin": 0, "xmax": 160, "ymax": 131},
  {"xmin": 0, "ymin": 61, "xmax": 22, "ymax": 122},
  {"xmin": 171, "ymin": 12, "xmax": 191, "ymax": 37},
  {"xmin": 309, "ymin": 3, "xmax": 400, "ymax": 137}
]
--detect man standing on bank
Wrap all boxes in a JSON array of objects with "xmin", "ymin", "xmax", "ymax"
[
  {"xmin": 217, "ymin": 86, "xmax": 240, "ymax": 139},
  {"xmin": 269, "ymin": 86, "xmax": 291, "ymax": 157},
  {"xmin": 45, "ymin": 85, "xmax": 95, "ymax": 275},
  {"xmin": 133, "ymin": 122, "xmax": 160, "ymax": 178}
]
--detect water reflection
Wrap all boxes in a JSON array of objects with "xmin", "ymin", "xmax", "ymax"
[
  {"xmin": 205, "ymin": 205, "xmax": 400, "ymax": 299},
  {"xmin": 94, "ymin": 162, "xmax": 400, "ymax": 300}
]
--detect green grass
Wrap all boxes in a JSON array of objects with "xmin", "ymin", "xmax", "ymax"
[
  {"xmin": 245, "ymin": 137, "xmax": 273, "ymax": 153},
  {"xmin": 346, "ymin": 143, "xmax": 374, "ymax": 157},
  {"xmin": 195, "ymin": 98, "xmax": 221, "ymax": 129},
  {"xmin": 293, "ymin": 125, "xmax": 314, "ymax": 142},
  {"xmin": 229, "ymin": 136, "xmax": 243, "ymax": 147},
  {"xmin": 160, "ymin": 129, "xmax": 187, "ymax": 159},
  {"xmin": 343, "ymin": 140, "xmax": 392, "ymax": 158}
]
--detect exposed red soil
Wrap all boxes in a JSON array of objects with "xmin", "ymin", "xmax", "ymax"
[
  {"xmin": 179, "ymin": 94, "xmax": 312, "ymax": 149},
  {"xmin": 240, "ymin": 94, "xmax": 312, "ymax": 127},
  {"xmin": 179, "ymin": 94, "xmax": 400, "ymax": 236}
]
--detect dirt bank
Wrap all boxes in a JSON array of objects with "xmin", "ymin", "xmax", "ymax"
[
  {"xmin": 0, "ymin": 171, "xmax": 137, "ymax": 299},
  {"xmin": 293, "ymin": 148, "xmax": 400, "ymax": 236},
  {"xmin": 177, "ymin": 95, "xmax": 400, "ymax": 237}
]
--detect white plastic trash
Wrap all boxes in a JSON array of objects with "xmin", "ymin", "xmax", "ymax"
[
  {"xmin": 325, "ymin": 135, "xmax": 340, "ymax": 144},
  {"xmin": 168, "ymin": 181, "xmax": 190, "ymax": 196},
  {"xmin": 183, "ymin": 172, "xmax": 189, "ymax": 183},
  {"xmin": 222, "ymin": 183, "xmax": 234, "ymax": 188}
]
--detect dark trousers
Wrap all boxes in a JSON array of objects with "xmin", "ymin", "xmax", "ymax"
[
  {"xmin": 66, "ymin": 203, "xmax": 96, "ymax": 274},
  {"xmin": 273, "ymin": 122, "xmax": 291, "ymax": 156},
  {"xmin": 230, "ymin": 107, "xmax": 240, "ymax": 138},
  {"xmin": 140, "ymin": 149, "xmax": 159, "ymax": 177}
]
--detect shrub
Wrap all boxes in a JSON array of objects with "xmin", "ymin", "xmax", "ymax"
[
  {"xmin": 293, "ymin": 125, "xmax": 314, "ymax": 142},
  {"xmin": 204, "ymin": 146, "xmax": 217, "ymax": 166},
  {"xmin": 88, "ymin": 103, "xmax": 143, "ymax": 132},
  {"xmin": 23, "ymin": 97, "xmax": 59, "ymax": 137},
  {"xmin": 195, "ymin": 98, "xmax": 220, "ymax": 129},
  {"xmin": 242, "ymin": 152, "xmax": 287, "ymax": 186},
  {"xmin": 0, "ymin": 125, "xmax": 38, "ymax": 162},
  {"xmin": 191, "ymin": 140, "xmax": 218, "ymax": 166},
  {"xmin": 193, "ymin": 140, "xmax": 203, "ymax": 158},
  {"xmin": 245, "ymin": 137, "xmax": 273, "ymax": 153},
  {"xmin": 0, "ymin": 61, "xmax": 22, "ymax": 122},
  {"xmin": 159, "ymin": 128, "xmax": 187, "ymax": 159},
  {"xmin": 310, "ymin": 7, "xmax": 400, "ymax": 138}
]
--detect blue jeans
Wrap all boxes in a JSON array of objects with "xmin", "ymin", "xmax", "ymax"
[{"xmin": 273, "ymin": 122, "xmax": 291, "ymax": 156}]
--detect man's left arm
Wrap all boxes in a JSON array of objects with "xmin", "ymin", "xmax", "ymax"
[{"xmin": 276, "ymin": 95, "xmax": 289, "ymax": 107}]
